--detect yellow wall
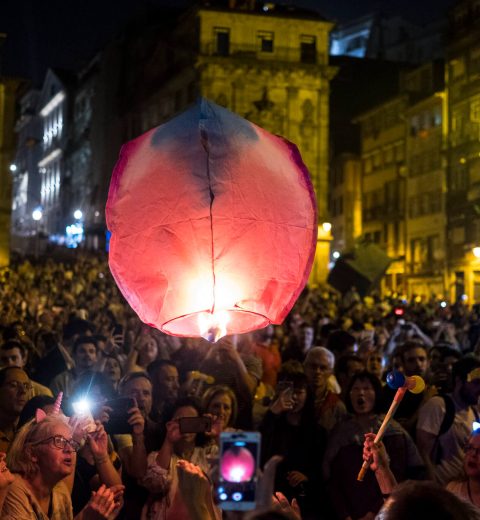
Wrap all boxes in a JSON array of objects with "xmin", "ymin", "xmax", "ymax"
[
  {"xmin": 196, "ymin": 8, "xmax": 335, "ymax": 283},
  {"xmin": 0, "ymin": 80, "xmax": 20, "ymax": 267}
]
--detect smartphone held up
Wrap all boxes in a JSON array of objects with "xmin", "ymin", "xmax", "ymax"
[{"xmin": 217, "ymin": 431, "xmax": 261, "ymax": 511}]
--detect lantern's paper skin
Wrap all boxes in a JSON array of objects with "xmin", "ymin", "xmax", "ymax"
[{"xmin": 106, "ymin": 98, "xmax": 317, "ymax": 338}]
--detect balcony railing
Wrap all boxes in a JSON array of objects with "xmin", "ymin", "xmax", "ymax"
[{"xmin": 199, "ymin": 43, "xmax": 325, "ymax": 65}]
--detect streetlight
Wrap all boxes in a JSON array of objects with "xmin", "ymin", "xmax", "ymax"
[
  {"xmin": 322, "ymin": 222, "xmax": 332, "ymax": 233},
  {"xmin": 473, "ymin": 247, "xmax": 480, "ymax": 258},
  {"xmin": 74, "ymin": 209, "xmax": 83, "ymax": 220},
  {"xmin": 9, "ymin": 164, "xmax": 17, "ymax": 172},
  {"xmin": 32, "ymin": 208, "xmax": 43, "ymax": 259},
  {"xmin": 333, "ymin": 250, "xmax": 340, "ymax": 259}
]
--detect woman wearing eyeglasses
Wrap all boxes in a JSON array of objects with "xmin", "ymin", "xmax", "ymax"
[
  {"xmin": 446, "ymin": 431, "xmax": 480, "ymax": 508},
  {"xmin": 1, "ymin": 414, "xmax": 123, "ymax": 519}
]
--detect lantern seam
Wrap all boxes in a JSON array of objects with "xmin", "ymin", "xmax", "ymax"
[{"xmin": 200, "ymin": 125, "xmax": 217, "ymax": 315}]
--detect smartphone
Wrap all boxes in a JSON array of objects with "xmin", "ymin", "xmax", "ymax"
[
  {"xmin": 217, "ymin": 431, "xmax": 261, "ymax": 511},
  {"xmin": 103, "ymin": 397, "xmax": 135, "ymax": 435},
  {"xmin": 275, "ymin": 380, "xmax": 294, "ymax": 400},
  {"xmin": 178, "ymin": 416, "xmax": 212, "ymax": 434}
]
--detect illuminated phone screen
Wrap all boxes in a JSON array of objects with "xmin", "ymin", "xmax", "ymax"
[{"xmin": 218, "ymin": 432, "xmax": 260, "ymax": 511}]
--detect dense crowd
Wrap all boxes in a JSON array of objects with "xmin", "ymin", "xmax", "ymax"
[{"xmin": 0, "ymin": 252, "xmax": 480, "ymax": 519}]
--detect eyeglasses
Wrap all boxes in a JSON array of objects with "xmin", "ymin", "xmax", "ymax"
[
  {"xmin": 4, "ymin": 381, "xmax": 33, "ymax": 392},
  {"xmin": 32, "ymin": 435, "xmax": 81, "ymax": 452},
  {"xmin": 464, "ymin": 444, "xmax": 480, "ymax": 456}
]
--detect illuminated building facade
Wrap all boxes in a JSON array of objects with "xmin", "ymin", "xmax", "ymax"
[
  {"xmin": 37, "ymin": 69, "xmax": 68, "ymax": 236},
  {"xmin": 117, "ymin": 0, "xmax": 336, "ymax": 283},
  {"xmin": 0, "ymin": 76, "xmax": 22, "ymax": 266},
  {"xmin": 445, "ymin": 0, "xmax": 480, "ymax": 302},
  {"xmin": 330, "ymin": 13, "xmax": 445, "ymax": 63},
  {"xmin": 355, "ymin": 95, "xmax": 408, "ymax": 294},
  {"xmin": 330, "ymin": 153, "xmax": 362, "ymax": 255},
  {"xmin": 405, "ymin": 63, "xmax": 446, "ymax": 298},
  {"xmin": 11, "ymin": 89, "xmax": 42, "ymax": 254}
]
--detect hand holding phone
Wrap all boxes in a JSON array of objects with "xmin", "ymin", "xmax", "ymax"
[
  {"xmin": 103, "ymin": 397, "xmax": 136, "ymax": 435},
  {"xmin": 271, "ymin": 382, "xmax": 294, "ymax": 414},
  {"xmin": 178, "ymin": 416, "xmax": 212, "ymax": 434},
  {"xmin": 217, "ymin": 431, "xmax": 261, "ymax": 511}
]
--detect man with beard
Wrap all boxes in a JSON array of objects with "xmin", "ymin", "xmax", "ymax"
[
  {"xmin": 379, "ymin": 341, "xmax": 436, "ymax": 437},
  {"xmin": 417, "ymin": 357, "xmax": 480, "ymax": 484},
  {"xmin": 147, "ymin": 360, "xmax": 180, "ymax": 421},
  {"xmin": 50, "ymin": 335, "xmax": 99, "ymax": 397}
]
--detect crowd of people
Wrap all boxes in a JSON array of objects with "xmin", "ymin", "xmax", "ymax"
[{"xmin": 1, "ymin": 252, "xmax": 480, "ymax": 518}]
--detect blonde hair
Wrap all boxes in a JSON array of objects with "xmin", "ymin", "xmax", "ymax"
[
  {"xmin": 7, "ymin": 415, "xmax": 71, "ymax": 476},
  {"xmin": 202, "ymin": 385, "xmax": 238, "ymax": 427}
]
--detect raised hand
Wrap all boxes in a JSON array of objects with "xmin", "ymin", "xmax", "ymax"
[
  {"xmin": 82, "ymin": 484, "xmax": 124, "ymax": 519},
  {"xmin": 363, "ymin": 432, "xmax": 390, "ymax": 472},
  {"xmin": 87, "ymin": 422, "xmax": 109, "ymax": 461}
]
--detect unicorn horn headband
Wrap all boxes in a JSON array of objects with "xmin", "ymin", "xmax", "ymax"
[
  {"xmin": 52, "ymin": 392, "xmax": 63, "ymax": 415},
  {"xmin": 35, "ymin": 392, "xmax": 63, "ymax": 423}
]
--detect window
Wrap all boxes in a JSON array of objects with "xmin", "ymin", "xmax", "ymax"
[
  {"xmin": 300, "ymin": 35, "xmax": 316, "ymax": 64},
  {"xmin": 258, "ymin": 31, "xmax": 274, "ymax": 53},
  {"xmin": 394, "ymin": 142, "xmax": 405, "ymax": 162},
  {"xmin": 214, "ymin": 28, "xmax": 230, "ymax": 56},
  {"xmin": 364, "ymin": 156, "xmax": 372, "ymax": 174},
  {"xmin": 450, "ymin": 57, "xmax": 465, "ymax": 79}
]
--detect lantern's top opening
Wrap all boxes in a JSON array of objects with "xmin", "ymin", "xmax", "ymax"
[{"xmin": 162, "ymin": 309, "xmax": 270, "ymax": 342}]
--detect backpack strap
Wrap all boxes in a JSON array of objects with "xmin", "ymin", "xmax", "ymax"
[{"xmin": 438, "ymin": 394, "xmax": 456, "ymax": 436}]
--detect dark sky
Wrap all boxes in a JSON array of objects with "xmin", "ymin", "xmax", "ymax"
[{"xmin": 2, "ymin": 0, "xmax": 457, "ymax": 86}]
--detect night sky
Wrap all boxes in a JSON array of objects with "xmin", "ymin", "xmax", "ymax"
[{"xmin": 2, "ymin": 0, "xmax": 457, "ymax": 86}]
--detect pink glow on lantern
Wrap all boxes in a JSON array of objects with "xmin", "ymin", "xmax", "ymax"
[
  {"xmin": 220, "ymin": 446, "xmax": 256, "ymax": 483},
  {"xmin": 106, "ymin": 99, "xmax": 317, "ymax": 339}
]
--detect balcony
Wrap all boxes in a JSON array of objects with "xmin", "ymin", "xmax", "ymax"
[{"xmin": 199, "ymin": 43, "xmax": 324, "ymax": 65}]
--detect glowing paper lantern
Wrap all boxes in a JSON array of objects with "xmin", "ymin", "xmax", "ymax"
[{"xmin": 106, "ymin": 98, "xmax": 317, "ymax": 340}]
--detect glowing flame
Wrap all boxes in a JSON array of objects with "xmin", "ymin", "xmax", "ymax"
[{"xmin": 198, "ymin": 310, "xmax": 230, "ymax": 342}]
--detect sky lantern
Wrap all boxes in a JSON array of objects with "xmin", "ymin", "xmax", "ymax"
[{"xmin": 106, "ymin": 98, "xmax": 317, "ymax": 341}]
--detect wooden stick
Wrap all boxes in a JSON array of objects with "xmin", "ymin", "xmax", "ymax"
[{"xmin": 357, "ymin": 386, "xmax": 407, "ymax": 481}]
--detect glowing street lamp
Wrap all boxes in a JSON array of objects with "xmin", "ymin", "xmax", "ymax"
[
  {"xmin": 74, "ymin": 209, "xmax": 83, "ymax": 220},
  {"xmin": 322, "ymin": 222, "xmax": 332, "ymax": 233},
  {"xmin": 9, "ymin": 164, "xmax": 17, "ymax": 172},
  {"xmin": 32, "ymin": 208, "xmax": 43, "ymax": 221},
  {"xmin": 473, "ymin": 247, "xmax": 480, "ymax": 258},
  {"xmin": 32, "ymin": 208, "xmax": 43, "ymax": 258}
]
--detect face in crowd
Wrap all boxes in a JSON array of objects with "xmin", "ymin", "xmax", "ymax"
[
  {"xmin": 402, "ymin": 346, "xmax": 428, "ymax": 378},
  {"xmin": 122, "ymin": 376, "xmax": 153, "ymax": 417},
  {"xmin": 0, "ymin": 368, "xmax": 31, "ymax": 416},
  {"xmin": 464, "ymin": 434, "xmax": 480, "ymax": 480},
  {"xmin": 0, "ymin": 346, "xmax": 25, "ymax": 369},
  {"xmin": 349, "ymin": 377, "xmax": 376, "ymax": 416},
  {"xmin": 304, "ymin": 350, "xmax": 332, "ymax": 391},
  {"xmin": 74, "ymin": 341, "xmax": 98, "ymax": 372},
  {"xmin": 29, "ymin": 422, "xmax": 78, "ymax": 481},
  {"xmin": 366, "ymin": 351, "xmax": 384, "ymax": 380},
  {"xmin": 207, "ymin": 392, "xmax": 233, "ymax": 430},
  {"xmin": 152, "ymin": 364, "xmax": 179, "ymax": 404},
  {"xmin": 104, "ymin": 357, "xmax": 122, "ymax": 385},
  {"xmin": 459, "ymin": 370, "xmax": 480, "ymax": 406}
]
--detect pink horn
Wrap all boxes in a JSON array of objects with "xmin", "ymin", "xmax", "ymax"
[{"xmin": 52, "ymin": 392, "xmax": 63, "ymax": 415}]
